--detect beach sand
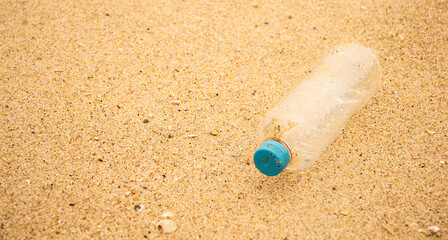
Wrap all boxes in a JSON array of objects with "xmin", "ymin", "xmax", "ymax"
[{"xmin": 1, "ymin": 0, "xmax": 447, "ymax": 238}]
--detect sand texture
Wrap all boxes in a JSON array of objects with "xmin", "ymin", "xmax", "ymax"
[{"xmin": 1, "ymin": 0, "xmax": 447, "ymax": 239}]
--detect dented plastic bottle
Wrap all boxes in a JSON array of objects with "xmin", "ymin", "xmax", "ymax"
[{"xmin": 253, "ymin": 43, "xmax": 382, "ymax": 176}]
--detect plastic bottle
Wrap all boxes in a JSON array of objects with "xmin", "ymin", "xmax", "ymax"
[{"xmin": 253, "ymin": 43, "xmax": 382, "ymax": 176}]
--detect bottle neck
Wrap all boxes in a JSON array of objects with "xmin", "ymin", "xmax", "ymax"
[{"xmin": 264, "ymin": 137, "xmax": 292, "ymax": 166}]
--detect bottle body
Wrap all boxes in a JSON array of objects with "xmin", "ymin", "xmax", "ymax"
[{"xmin": 256, "ymin": 43, "xmax": 382, "ymax": 172}]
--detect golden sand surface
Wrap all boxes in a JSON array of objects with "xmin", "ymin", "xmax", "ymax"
[{"xmin": 1, "ymin": 0, "xmax": 447, "ymax": 239}]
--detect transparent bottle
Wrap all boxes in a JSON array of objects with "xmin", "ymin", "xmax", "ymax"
[{"xmin": 253, "ymin": 43, "xmax": 382, "ymax": 176}]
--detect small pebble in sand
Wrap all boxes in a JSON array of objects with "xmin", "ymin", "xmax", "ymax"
[
  {"xmin": 134, "ymin": 205, "xmax": 142, "ymax": 211},
  {"xmin": 340, "ymin": 209, "xmax": 350, "ymax": 216},
  {"xmin": 157, "ymin": 220, "xmax": 177, "ymax": 234},
  {"xmin": 171, "ymin": 100, "xmax": 180, "ymax": 105},
  {"xmin": 131, "ymin": 189, "xmax": 137, "ymax": 194},
  {"xmin": 440, "ymin": 160, "xmax": 445, "ymax": 164},
  {"xmin": 231, "ymin": 153, "xmax": 241, "ymax": 158},
  {"xmin": 210, "ymin": 130, "xmax": 219, "ymax": 136},
  {"xmin": 426, "ymin": 129, "xmax": 436, "ymax": 135},
  {"xmin": 93, "ymin": 137, "xmax": 99, "ymax": 141},
  {"xmin": 162, "ymin": 212, "xmax": 174, "ymax": 218},
  {"xmin": 25, "ymin": 179, "xmax": 30, "ymax": 184},
  {"xmin": 143, "ymin": 119, "xmax": 150, "ymax": 123},
  {"xmin": 428, "ymin": 226, "xmax": 440, "ymax": 234},
  {"xmin": 188, "ymin": 135, "xmax": 197, "ymax": 138}
]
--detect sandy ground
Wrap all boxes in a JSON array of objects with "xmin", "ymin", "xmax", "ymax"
[{"xmin": 1, "ymin": 0, "xmax": 447, "ymax": 239}]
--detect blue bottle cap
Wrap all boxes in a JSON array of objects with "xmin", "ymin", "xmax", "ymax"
[{"xmin": 253, "ymin": 140, "xmax": 290, "ymax": 176}]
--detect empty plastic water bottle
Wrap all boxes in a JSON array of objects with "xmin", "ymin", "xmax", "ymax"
[{"xmin": 254, "ymin": 43, "xmax": 382, "ymax": 176}]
